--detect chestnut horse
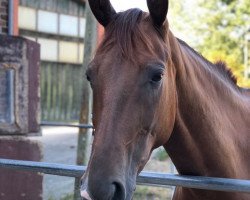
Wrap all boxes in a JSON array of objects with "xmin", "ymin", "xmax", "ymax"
[{"xmin": 81, "ymin": 0, "xmax": 250, "ymax": 199}]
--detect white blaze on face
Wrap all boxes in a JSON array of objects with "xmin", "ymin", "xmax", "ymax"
[{"xmin": 81, "ymin": 190, "xmax": 92, "ymax": 200}]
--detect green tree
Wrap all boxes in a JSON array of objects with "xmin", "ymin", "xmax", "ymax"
[
  {"xmin": 196, "ymin": 0, "xmax": 250, "ymax": 87},
  {"xmin": 169, "ymin": 0, "xmax": 250, "ymax": 87}
]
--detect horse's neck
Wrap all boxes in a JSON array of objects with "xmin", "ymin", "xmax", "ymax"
[{"xmin": 165, "ymin": 34, "xmax": 250, "ymax": 178}]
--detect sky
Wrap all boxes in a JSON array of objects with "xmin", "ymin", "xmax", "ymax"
[{"xmin": 110, "ymin": 0, "xmax": 148, "ymax": 12}]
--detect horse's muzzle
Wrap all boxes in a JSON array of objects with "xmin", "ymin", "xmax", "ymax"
[{"xmin": 80, "ymin": 179, "xmax": 126, "ymax": 200}]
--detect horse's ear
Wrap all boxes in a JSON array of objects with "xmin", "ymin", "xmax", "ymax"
[
  {"xmin": 146, "ymin": 0, "xmax": 169, "ymax": 27},
  {"xmin": 88, "ymin": 0, "xmax": 117, "ymax": 27}
]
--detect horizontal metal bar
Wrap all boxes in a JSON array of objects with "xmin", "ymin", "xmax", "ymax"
[
  {"xmin": 40, "ymin": 121, "xmax": 93, "ymax": 129},
  {"xmin": 0, "ymin": 159, "xmax": 250, "ymax": 193},
  {"xmin": 0, "ymin": 158, "xmax": 85, "ymax": 177},
  {"xmin": 137, "ymin": 172, "xmax": 250, "ymax": 193}
]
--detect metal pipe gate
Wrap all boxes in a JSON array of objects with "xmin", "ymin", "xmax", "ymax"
[{"xmin": 1, "ymin": 122, "xmax": 249, "ymax": 198}]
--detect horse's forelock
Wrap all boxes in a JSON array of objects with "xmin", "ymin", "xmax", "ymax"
[{"xmin": 97, "ymin": 8, "xmax": 157, "ymax": 63}]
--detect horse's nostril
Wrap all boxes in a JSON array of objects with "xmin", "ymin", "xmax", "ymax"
[
  {"xmin": 112, "ymin": 181, "xmax": 125, "ymax": 200},
  {"xmin": 88, "ymin": 179, "xmax": 126, "ymax": 200}
]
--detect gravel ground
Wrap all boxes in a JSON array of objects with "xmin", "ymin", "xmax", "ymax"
[{"xmin": 31, "ymin": 127, "xmax": 175, "ymax": 200}]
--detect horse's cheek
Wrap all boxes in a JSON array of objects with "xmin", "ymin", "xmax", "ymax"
[{"xmin": 154, "ymin": 89, "xmax": 177, "ymax": 146}]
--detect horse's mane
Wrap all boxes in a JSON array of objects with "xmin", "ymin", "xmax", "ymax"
[
  {"xmin": 214, "ymin": 61, "xmax": 237, "ymax": 84},
  {"xmin": 98, "ymin": 9, "xmax": 154, "ymax": 62},
  {"xmin": 177, "ymin": 39, "xmax": 237, "ymax": 85}
]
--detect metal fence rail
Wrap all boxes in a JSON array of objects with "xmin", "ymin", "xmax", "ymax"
[
  {"xmin": 0, "ymin": 158, "xmax": 250, "ymax": 193},
  {"xmin": 40, "ymin": 121, "xmax": 93, "ymax": 129}
]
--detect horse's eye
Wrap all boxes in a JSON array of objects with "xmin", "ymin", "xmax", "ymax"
[
  {"xmin": 92, "ymin": 129, "xmax": 95, "ymax": 136},
  {"xmin": 85, "ymin": 69, "xmax": 92, "ymax": 82},
  {"xmin": 151, "ymin": 72, "xmax": 163, "ymax": 83},
  {"xmin": 86, "ymin": 74, "xmax": 91, "ymax": 82}
]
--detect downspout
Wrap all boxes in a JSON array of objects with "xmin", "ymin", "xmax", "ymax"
[
  {"xmin": 7, "ymin": 0, "xmax": 15, "ymax": 123},
  {"xmin": 8, "ymin": 0, "xmax": 14, "ymax": 35}
]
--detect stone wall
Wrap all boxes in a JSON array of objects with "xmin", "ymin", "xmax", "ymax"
[
  {"xmin": 0, "ymin": 0, "xmax": 8, "ymax": 34},
  {"xmin": 0, "ymin": 35, "xmax": 40, "ymax": 135},
  {"xmin": 0, "ymin": 138, "xmax": 43, "ymax": 200}
]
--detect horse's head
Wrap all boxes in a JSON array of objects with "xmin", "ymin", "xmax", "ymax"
[{"xmin": 81, "ymin": 0, "xmax": 177, "ymax": 199}]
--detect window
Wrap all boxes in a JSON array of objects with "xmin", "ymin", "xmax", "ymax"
[
  {"xmin": 18, "ymin": 6, "xmax": 86, "ymax": 64},
  {"xmin": 38, "ymin": 10, "xmax": 58, "ymax": 34},
  {"xmin": 18, "ymin": 6, "xmax": 36, "ymax": 30}
]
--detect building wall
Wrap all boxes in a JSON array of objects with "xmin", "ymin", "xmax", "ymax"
[
  {"xmin": 0, "ymin": 0, "xmax": 8, "ymax": 34},
  {"xmin": 19, "ymin": 0, "xmax": 85, "ymax": 16},
  {"xmin": 18, "ymin": 0, "xmax": 86, "ymax": 122},
  {"xmin": 18, "ymin": 0, "xmax": 85, "ymax": 64}
]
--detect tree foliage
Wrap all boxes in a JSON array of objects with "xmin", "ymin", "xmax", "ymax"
[
  {"xmin": 170, "ymin": 0, "xmax": 250, "ymax": 87},
  {"xmin": 197, "ymin": 0, "xmax": 250, "ymax": 87}
]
